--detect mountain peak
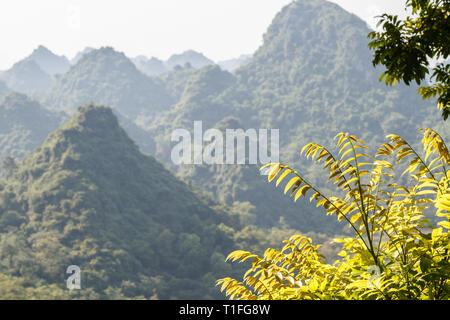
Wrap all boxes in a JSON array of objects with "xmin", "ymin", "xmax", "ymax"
[
  {"xmin": 56, "ymin": 103, "xmax": 132, "ymax": 145},
  {"xmin": 166, "ymin": 50, "xmax": 214, "ymax": 69},
  {"xmin": 31, "ymin": 45, "xmax": 53, "ymax": 55},
  {"xmin": 71, "ymin": 46, "xmax": 139, "ymax": 74},
  {"xmin": 45, "ymin": 47, "xmax": 173, "ymax": 117},
  {"xmin": 72, "ymin": 103, "xmax": 122, "ymax": 132},
  {"xmin": 33, "ymin": 103, "xmax": 141, "ymax": 173},
  {"xmin": 254, "ymin": 0, "xmax": 368, "ymax": 62},
  {"xmin": 236, "ymin": 0, "xmax": 374, "ymax": 90},
  {"xmin": 70, "ymin": 47, "xmax": 95, "ymax": 65},
  {"xmin": 26, "ymin": 45, "xmax": 70, "ymax": 76}
]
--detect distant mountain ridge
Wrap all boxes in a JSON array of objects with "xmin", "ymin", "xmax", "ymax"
[
  {"xmin": 132, "ymin": 50, "xmax": 215, "ymax": 77},
  {"xmin": 0, "ymin": 46, "xmax": 71, "ymax": 93},
  {"xmin": 44, "ymin": 47, "xmax": 174, "ymax": 118},
  {"xmin": 26, "ymin": 45, "xmax": 71, "ymax": 76},
  {"xmin": 166, "ymin": 50, "xmax": 215, "ymax": 69},
  {"xmin": 70, "ymin": 47, "xmax": 95, "ymax": 65},
  {"xmin": 132, "ymin": 56, "xmax": 167, "ymax": 77},
  {"xmin": 0, "ymin": 91, "xmax": 155, "ymax": 164},
  {"xmin": 0, "ymin": 92, "xmax": 65, "ymax": 160},
  {"xmin": 217, "ymin": 54, "xmax": 252, "ymax": 72},
  {"xmin": 0, "ymin": 59, "xmax": 53, "ymax": 93}
]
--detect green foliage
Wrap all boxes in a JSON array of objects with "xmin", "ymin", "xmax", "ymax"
[
  {"xmin": 368, "ymin": 0, "xmax": 450, "ymax": 119},
  {"xmin": 218, "ymin": 129, "xmax": 450, "ymax": 299},
  {"xmin": 1, "ymin": 156, "xmax": 18, "ymax": 179},
  {"xmin": 0, "ymin": 273, "xmax": 98, "ymax": 299}
]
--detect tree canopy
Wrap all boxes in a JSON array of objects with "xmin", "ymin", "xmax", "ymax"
[{"xmin": 368, "ymin": 0, "xmax": 450, "ymax": 119}]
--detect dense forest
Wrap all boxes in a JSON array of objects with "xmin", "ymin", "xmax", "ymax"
[{"xmin": 0, "ymin": 0, "xmax": 448, "ymax": 299}]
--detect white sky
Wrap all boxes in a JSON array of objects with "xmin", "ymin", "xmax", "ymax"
[{"xmin": 0, "ymin": 0, "xmax": 409, "ymax": 70}]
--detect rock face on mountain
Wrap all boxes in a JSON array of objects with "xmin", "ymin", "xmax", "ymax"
[
  {"xmin": 0, "ymin": 104, "xmax": 239, "ymax": 299},
  {"xmin": 44, "ymin": 47, "xmax": 174, "ymax": 119}
]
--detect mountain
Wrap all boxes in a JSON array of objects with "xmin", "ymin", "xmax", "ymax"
[
  {"xmin": 0, "ymin": 46, "xmax": 71, "ymax": 93},
  {"xmin": 231, "ymin": 0, "xmax": 449, "ymax": 150},
  {"xmin": 112, "ymin": 110, "xmax": 156, "ymax": 155},
  {"xmin": 43, "ymin": 47, "xmax": 174, "ymax": 119},
  {"xmin": 143, "ymin": 0, "xmax": 449, "ymax": 234},
  {"xmin": 155, "ymin": 64, "xmax": 198, "ymax": 102},
  {"xmin": 0, "ymin": 59, "xmax": 53, "ymax": 93},
  {"xmin": 146, "ymin": 65, "xmax": 338, "ymax": 233},
  {"xmin": 165, "ymin": 50, "xmax": 215, "ymax": 70},
  {"xmin": 0, "ymin": 104, "xmax": 242, "ymax": 299},
  {"xmin": 70, "ymin": 47, "xmax": 95, "ymax": 65},
  {"xmin": 0, "ymin": 80, "xmax": 9, "ymax": 100},
  {"xmin": 132, "ymin": 51, "xmax": 215, "ymax": 77},
  {"xmin": 145, "ymin": 65, "xmax": 236, "ymax": 140},
  {"xmin": 0, "ymin": 91, "xmax": 154, "ymax": 165},
  {"xmin": 0, "ymin": 92, "xmax": 65, "ymax": 161},
  {"xmin": 26, "ymin": 45, "xmax": 71, "ymax": 76},
  {"xmin": 218, "ymin": 54, "xmax": 252, "ymax": 72},
  {"xmin": 132, "ymin": 56, "xmax": 167, "ymax": 77}
]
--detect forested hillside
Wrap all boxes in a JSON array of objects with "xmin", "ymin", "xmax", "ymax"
[
  {"xmin": 0, "ymin": 104, "xmax": 247, "ymax": 299},
  {"xmin": 0, "ymin": 0, "xmax": 448, "ymax": 300}
]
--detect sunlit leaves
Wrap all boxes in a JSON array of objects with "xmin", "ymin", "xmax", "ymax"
[{"xmin": 218, "ymin": 128, "xmax": 450, "ymax": 300}]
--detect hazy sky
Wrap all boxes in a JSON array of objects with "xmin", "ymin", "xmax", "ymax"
[{"xmin": 0, "ymin": 0, "xmax": 409, "ymax": 70}]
